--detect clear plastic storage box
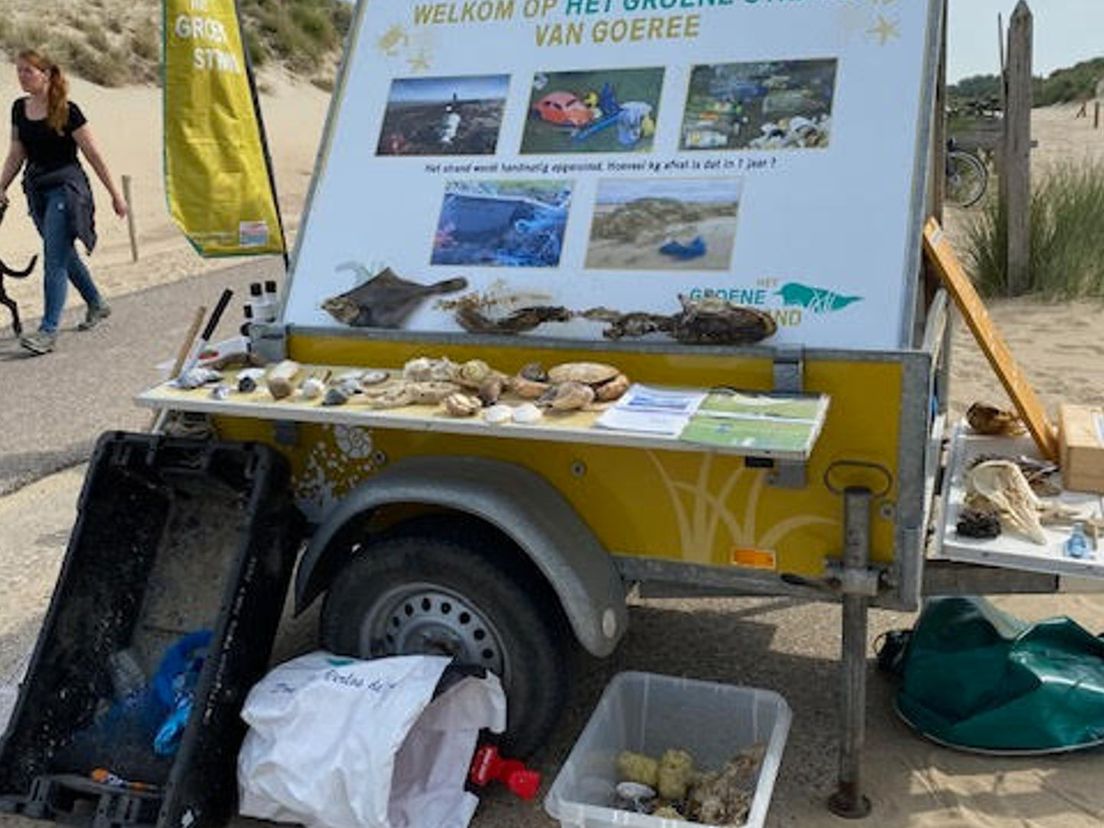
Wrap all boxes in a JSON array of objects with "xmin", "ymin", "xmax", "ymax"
[{"xmin": 545, "ymin": 671, "xmax": 792, "ymax": 828}]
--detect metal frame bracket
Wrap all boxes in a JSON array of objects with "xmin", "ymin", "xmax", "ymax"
[{"xmin": 770, "ymin": 344, "xmax": 807, "ymax": 489}]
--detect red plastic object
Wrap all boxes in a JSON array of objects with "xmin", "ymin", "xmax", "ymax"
[{"xmin": 469, "ymin": 744, "xmax": 541, "ymax": 800}]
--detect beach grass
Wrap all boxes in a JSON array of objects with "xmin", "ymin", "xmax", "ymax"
[
  {"xmin": 965, "ymin": 160, "xmax": 1104, "ymax": 298},
  {"xmin": 0, "ymin": 0, "xmax": 349, "ymax": 87}
]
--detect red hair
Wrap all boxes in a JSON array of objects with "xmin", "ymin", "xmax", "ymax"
[{"xmin": 17, "ymin": 49, "xmax": 70, "ymax": 135}]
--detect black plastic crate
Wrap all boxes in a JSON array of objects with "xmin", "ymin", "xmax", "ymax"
[{"xmin": 0, "ymin": 432, "xmax": 304, "ymax": 828}]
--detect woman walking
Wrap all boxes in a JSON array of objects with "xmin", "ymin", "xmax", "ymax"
[{"xmin": 0, "ymin": 49, "xmax": 127, "ymax": 355}]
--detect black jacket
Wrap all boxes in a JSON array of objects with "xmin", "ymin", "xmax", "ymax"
[{"xmin": 23, "ymin": 161, "xmax": 97, "ymax": 254}]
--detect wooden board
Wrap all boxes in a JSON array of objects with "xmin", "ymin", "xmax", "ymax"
[{"xmin": 923, "ymin": 217, "xmax": 1059, "ymax": 460}]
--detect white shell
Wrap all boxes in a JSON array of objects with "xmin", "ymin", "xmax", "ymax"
[
  {"xmin": 512, "ymin": 403, "xmax": 543, "ymax": 424},
  {"xmin": 483, "ymin": 404, "xmax": 513, "ymax": 424},
  {"xmin": 300, "ymin": 377, "xmax": 326, "ymax": 399},
  {"xmin": 361, "ymin": 369, "xmax": 389, "ymax": 386}
]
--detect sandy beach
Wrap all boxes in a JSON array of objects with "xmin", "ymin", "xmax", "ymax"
[
  {"xmin": 0, "ymin": 69, "xmax": 329, "ymax": 317},
  {"xmin": 2, "ymin": 59, "xmax": 1104, "ymax": 828}
]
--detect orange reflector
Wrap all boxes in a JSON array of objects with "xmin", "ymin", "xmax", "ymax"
[{"xmin": 729, "ymin": 547, "xmax": 777, "ymax": 570}]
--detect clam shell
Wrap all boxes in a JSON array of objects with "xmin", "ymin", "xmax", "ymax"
[
  {"xmin": 547, "ymin": 361, "xmax": 620, "ymax": 386},
  {"xmin": 483, "ymin": 404, "xmax": 513, "ymax": 424},
  {"xmin": 512, "ymin": 402, "xmax": 543, "ymax": 424}
]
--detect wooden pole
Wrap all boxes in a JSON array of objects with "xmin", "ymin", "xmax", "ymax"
[
  {"xmin": 1001, "ymin": 1, "xmax": 1032, "ymax": 296},
  {"xmin": 1095, "ymin": 101, "xmax": 1101, "ymax": 130},
  {"xmin": 121, "ymin": 175, "xmax": 138, "ymax": 263},
  {"xmin": 148, "ymin": 305, "xmax": 207, "ymax": 432}
]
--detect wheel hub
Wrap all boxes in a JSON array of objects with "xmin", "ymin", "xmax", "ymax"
[{"xmin": 362, "ymin": 584, "xmax": 508, "ymax": 677}]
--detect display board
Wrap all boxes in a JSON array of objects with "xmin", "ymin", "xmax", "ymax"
[{"xmin": 284, "ymin": 0, "xmax": 940, "ymax": 350}]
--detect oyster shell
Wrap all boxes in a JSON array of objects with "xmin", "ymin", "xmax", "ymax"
[
  {"xmin": 594, "ymin": 372, "xmax": 630, "ymax": 402},
  {"xmin": 539, "ymin": 381, "xmax": 595, "ymax": 411},
  {"xmin": 512, "ymin": 402, "xmax": 543, "ymax": 424},
  {"xmin": 456, "ymin": 359, "xmax": 496, "ymax": 388},
  {"xmin": 403, "ymin": 357, "xmax": 458, "ymax": 383},
  {"xmin": 510, "ymin": 375, "xmax": 550, "ymax": 399},
  {"xmin": 442, "ymin": 392, "xmax": 481, "ymax": 417},
  {"xmin": 483, "ymin": 404, "xmax": 513, "ymax": 424}
]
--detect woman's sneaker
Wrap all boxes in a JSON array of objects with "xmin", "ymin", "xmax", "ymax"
[
  {"xmin": 78, "ymin": 302, "xmax": 112, "ymax": 331},
  {"xmin": 19, "ymin": 330, "xmax": 57, "ymax": 355}
]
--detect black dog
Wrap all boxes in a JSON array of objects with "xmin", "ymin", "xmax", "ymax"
[
  {"xmin": 0, "ymin": 199, "xmax": 38, "ymax": 336},
  {"xmin": 0, "ymin": 254, "xmax": 37, "ymax": 336}
]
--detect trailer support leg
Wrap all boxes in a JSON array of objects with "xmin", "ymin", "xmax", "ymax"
[{"xmin": 828, "ymin": 486, "xmax": 873, "ymax": 819}]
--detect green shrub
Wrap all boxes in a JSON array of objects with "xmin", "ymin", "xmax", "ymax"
[{"xmin": 965, "ymin": 161, "xmax": 1104, "ymax": 297}]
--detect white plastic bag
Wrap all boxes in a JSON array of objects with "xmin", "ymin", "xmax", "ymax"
[{"xmin": 237, "ymin": 652, "xmax": 506, "ymax": 828}]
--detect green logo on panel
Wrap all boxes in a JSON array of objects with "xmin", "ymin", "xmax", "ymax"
[{"xmin": 775, "ymin": 283, "xmax": 863, "ymax": 314}]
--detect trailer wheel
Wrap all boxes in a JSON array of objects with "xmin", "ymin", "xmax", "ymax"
[{"xmin": 320, "ymin": 527, "xmax": 570, "ymax": 758}]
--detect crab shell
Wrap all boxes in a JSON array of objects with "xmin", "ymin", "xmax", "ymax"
[
  {"xmin": 442, "ymin": 392, "xmax": 482, "ymax": 417},
  {"xmin": 966, "ymin": 402, "xmax": 1025, "ymax": 436},
  {"xmin": 547, "ymin": 361, "xmax": 621, "ymax": 386},
  {"xmin": 670, "ymin": 296, "xmax": 777, "ymax": 345}
]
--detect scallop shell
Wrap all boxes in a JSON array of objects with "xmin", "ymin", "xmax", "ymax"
[{"xmin": 547, "ymin": 361, "xmax": 620, "ymax": 386}]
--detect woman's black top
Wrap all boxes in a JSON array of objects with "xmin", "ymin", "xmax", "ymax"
[{"xmin": 10, "ymin": 98, "xmax": 87, "ymax": 172}]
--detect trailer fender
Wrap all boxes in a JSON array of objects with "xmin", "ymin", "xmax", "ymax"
[{"xmin": 295, "ymin": 456, "xmax": 628, "ymax": 657}]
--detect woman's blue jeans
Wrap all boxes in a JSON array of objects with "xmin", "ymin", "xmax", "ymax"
[{"xmin": 31, "ymin": 186, "xmax": 102, "ymax": 334}]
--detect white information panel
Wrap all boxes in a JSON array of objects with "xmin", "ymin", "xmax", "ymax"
[{"xmin": 285, "ymin": 0, "xmax": 939, "ymax": 350}]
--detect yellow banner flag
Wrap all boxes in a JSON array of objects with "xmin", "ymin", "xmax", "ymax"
[{"xmin": 163, "ymin": 0, "xmax": 285, "ymax": 256}]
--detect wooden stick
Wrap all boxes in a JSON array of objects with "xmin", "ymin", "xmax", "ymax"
[
  {"xmin": 122, "ymin": 175, "xmax": 138, "ymax": 263},
  {"xmin": 148, "ymin": 305, "xmax": 207, "ymax": 433}
]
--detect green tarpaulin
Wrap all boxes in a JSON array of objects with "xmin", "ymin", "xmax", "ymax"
[{"xmin": 891, "ymin": 597, "xmax": 1104, "ymax": 754}]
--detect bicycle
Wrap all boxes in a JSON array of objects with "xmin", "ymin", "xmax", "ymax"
[{"xmin": 944, "ymin": 138, "xmax": 989, "ymax": 208}]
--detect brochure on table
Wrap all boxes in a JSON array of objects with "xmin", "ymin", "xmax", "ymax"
[
  {"xmin": 597, "ymin": 385, "xmax": 829, "ymax": 458},
  {"xmin": 284, "ymin": 0, "xmax": 940, "ymax": 350}
]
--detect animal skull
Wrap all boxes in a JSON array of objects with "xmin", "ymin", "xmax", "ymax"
[{"xmin": 966, "ymin": 460, "xmax": 1046, "ymax": 544}]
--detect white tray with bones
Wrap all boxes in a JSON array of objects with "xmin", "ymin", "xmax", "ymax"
[{"xmin": 937, "ymin": 426, "xmax": 1104, "ymax": 579}]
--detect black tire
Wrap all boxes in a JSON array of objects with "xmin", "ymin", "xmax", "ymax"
[
  {"xmin": 945, "ymin": 150, "xmax": 988, "ymax": 208},
  {"xmin": 320, "ymin": 524, "xmax": 570, "ymax": 758}
]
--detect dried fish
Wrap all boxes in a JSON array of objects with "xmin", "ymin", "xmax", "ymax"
[
  {"xmin": 455, "ymin": 303, "xmax": 572, "ymax": 334},
  {"xmin": 322, "ymin": 264, "xmax": 467, "ymax": 329}
]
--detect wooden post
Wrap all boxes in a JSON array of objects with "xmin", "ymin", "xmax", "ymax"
[
  {"xmin": 1095, "ymin": 101, "xmax": 1101, "ymax": 130},
  {"xmin": 1000, "ymin": 1, "xmax": 1032, "ymax": 296},
  {"xmin": 122, "ymin": 175, "xmax": 139, "ymax": 263}
]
